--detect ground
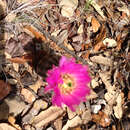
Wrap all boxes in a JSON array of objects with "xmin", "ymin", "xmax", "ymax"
[{"xmin": 0, "ymin": 0, "xmax": 129, "ymax": 130}]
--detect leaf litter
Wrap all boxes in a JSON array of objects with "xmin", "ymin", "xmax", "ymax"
[{"xmin": 0, "ymin": 0, "xmax": 129, "ymax": 130}]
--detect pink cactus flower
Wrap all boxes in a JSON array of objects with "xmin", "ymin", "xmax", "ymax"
[{"xmin": 45, "ymin": 56, "xmax": 91, "ymax": 111}]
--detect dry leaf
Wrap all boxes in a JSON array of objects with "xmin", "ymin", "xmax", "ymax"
[
  {"xmin": 90, "ymin": 0, "xmax": 106, "ymax": 20},
  {"xmin": 91, "ymin": 17, "xmax": 100, "ymax": 32},
  {"xmin": 113, "ymin": 93, "xmax": 123, "ymax": 119},
  {"xmin": 0, "ymin": 0, "xmax": 6, "ymax": 16},
  {"xmin": 21, "ymin": 88, "xmax": 36, "ymax": 103},
  {"xmin": 87, "ymin": 89, "xmax": 98, "ymax": 100},
  {"xmin": 99, "ymin": 72, "xmax": 115, "ymax": 92},
  {"xmin": 70, "ymin": 126, "xmax": 82, "ymax": 130},
  {"xmin": 0, "ymin": 123, "xmax": 17, "ymax": 130},
  {"xmin": 8, "ymin": 116, "xmax": 21, "ymax": 130},
  {"xmin": 24, "ymin": 25, "xmax": 46, "ymax": 41},
  {"xmin": 117, "ymin": 6, "xmax": 129, "ymax": 16},
  {"xmin": 81, "ymin": 109, "xmax": 92, "ymax": 124},
  {"xmin": 60, "ymin": 0, "xmax": 78, "ymax": 18},
  {"xmin": 93, "ymin": 25, "xmax": 106, "ymax": 51},
  {"xmin": 90, "ymin": 55, "xmax": 113, "ymax": 66},
  {"xmin": 92, "ymin": 111, "xmax": 110, "ymax": 127},
  {"xmin": 116, "ymin": 34, "xmax": 123, "ymax": 51},
  {"xmin": 12, "ymin": 63, "xmax": 19, "ymax": 72},
  {"xmin": 29, "ymin": 78, "xmax": 45, "ymax": 93},
  {"xmin": 54, "ymin": 117, "xmax": 63, "ymax": 130},
  {"xmin": 5, "ymin": 13, "xmax": 16, "ymax": 22},
  {"xmin": 0, "ymin": 80, "xmax": 11, "ymax": 100},
  {"xmin": 128, "ymin": 91, "xmax": 130, "ymax": 100},
  {"xmin": 8, "ymin": 54, "xmax": 33, "ymax": 64},
  {"xmin": 64, "ymin": 42, "xmax": 74, "ymax": 51},
  {"xmin": 22, "ymin": 99, "xmax": 48, "ymax": 124},
  {"xmin": 67, "ymin": 107, "xmax": 77, "ymax": 119},
  {"xmin": 31, "ymin": 106, "xmax": 65, "ymax": 128},
  {"xmin": 77, "ymin": 24, "xmax": 83, "ymax": 34},
  {"xmin": 62, "ymin": 116, "xmax": 82, "ymax": 130},
  {"xmin": 91, "ymin": 78, "xmax": 99, "ymax": 89}
]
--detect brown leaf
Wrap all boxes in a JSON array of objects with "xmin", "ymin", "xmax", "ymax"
[
  {"xmin": 93, "ymin": 25, "xmax": 106, "ymax": 52},
  {"xmin": 5, "ymin": 38, "xmax": 25, "ymax": 57},
  {"xmin": 0, "ymin": 80, "xmax": 11, "ymax": 100},
  {"xmin": 24, "ymin": 25, "xmax": 46, "ymax": 42},
  {"xmin": 8, "ymin": 54, "xmax": 33, "ymax": 64},
  {"xmin": 92, "ymin": 111, "xmax": 110, "ymax": 127},
  {"xmin": 128, "ymin": 91, "xmax": 130, "ymax": 100},
  {"xmin": 116, "ymin": 34, "xmax": 123, "ymax": 51},
  {"xmin": 91, "ymin": 17, "xmax": 100, "ymax": 32},
  {"xmin": 70, "ymin": 126, "xmax": 82, "ymax": 130}
]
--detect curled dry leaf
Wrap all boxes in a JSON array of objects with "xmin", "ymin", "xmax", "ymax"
[
  {"xmin": 91, "ymin": 17, "xmax": 100, "ymax": 32},
  {"xmin": 60, "ymin": 0, "xmax": 78, "ymax": 18},
  {"xmin": 90, "ymin": 55, "xmax": 113, "ymax": 66},
  {"xmin": 113, "ymin": 93, "xmax": 124, "ymax": 119},
  {"xmin": 0, "ymin": 80, "xmax": 11, "ymax": 100},
  {"xmin": 99, "ymin": 72, "xmax": 115, "ymax": 92},
  {"xmin": 22, "ymin": 99, "xmax": 48, "ymax": 124},
  {"xmin": 31, "ymin": 106, "xmax": 65, "ymax": 128},
  {"xmin": 62, "ymin": 116, "xmax": 82, "ymax": 130},
  {"xmin": 93, "ymin": 25, "xmax": 106, "ymax": 51}
]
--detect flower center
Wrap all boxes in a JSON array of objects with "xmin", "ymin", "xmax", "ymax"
[{"xmin": 59, "ymin": 74, "xmax": 75, "ymax": 95}]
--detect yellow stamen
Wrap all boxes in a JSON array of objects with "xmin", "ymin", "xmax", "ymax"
[{"xmin": 59, "ymin": 74, "xmax": 75, "ymax": 95}]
